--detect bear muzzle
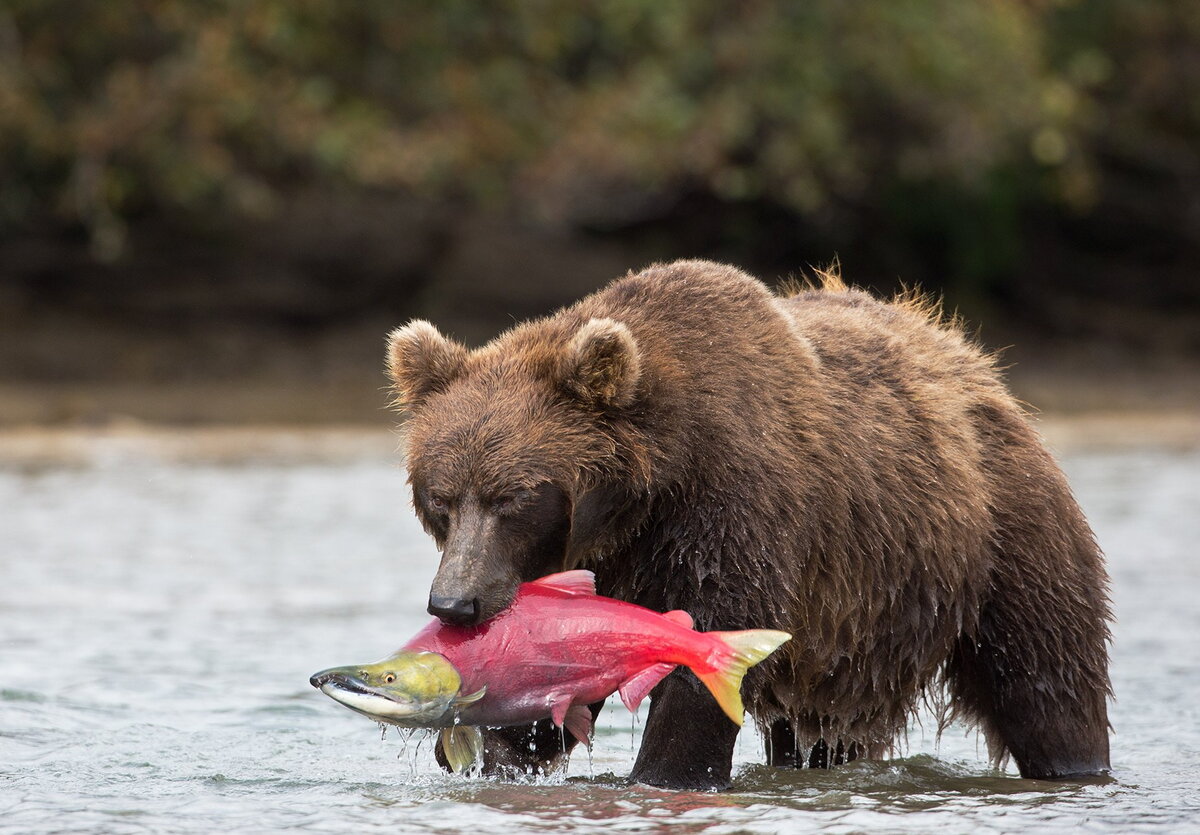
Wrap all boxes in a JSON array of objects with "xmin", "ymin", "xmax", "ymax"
[{"xmin": 428, "ymin": 594, "xmax": 481, "ymax": 626}]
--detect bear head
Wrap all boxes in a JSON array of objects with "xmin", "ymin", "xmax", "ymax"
[{"xmin": 386, "ymin": 316, "xmax": 649, "ymax": 626}]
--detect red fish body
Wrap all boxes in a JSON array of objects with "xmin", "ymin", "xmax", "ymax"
[
  {"xmin": 402, "ymin": 570, "xmax": 790, "ymax": 740},
  {"xmin": 312, "ymin": 570, "xmax": 791, "ymax": 772}
]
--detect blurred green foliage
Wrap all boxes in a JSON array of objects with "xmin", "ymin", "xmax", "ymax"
[{"xmin": 1, "ymin": 0, "xmax": 1197, "ymax": 269}]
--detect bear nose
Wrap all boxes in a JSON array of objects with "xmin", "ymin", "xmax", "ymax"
[{"xmin": 428, "ymin": 594, "xmax": 480, "ymax": 626}]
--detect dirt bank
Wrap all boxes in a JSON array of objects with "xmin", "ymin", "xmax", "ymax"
[{"xmin": 0, "ymin": 411, "xmax": 1196, "ymax": 472}]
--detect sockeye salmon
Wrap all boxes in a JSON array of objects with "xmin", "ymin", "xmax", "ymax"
[{"xmin": 310, "ymin": 570, "xmax": 791, "ymax": 772}]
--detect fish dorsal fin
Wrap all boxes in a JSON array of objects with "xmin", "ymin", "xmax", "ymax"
[
  {"xmin": 662, "ymin": 609, "xmax": 694, "ymax": 629},
  {"xmin": 453, "ymin": 686, "xmax": 486, "ymax": 708},
  {"xmin": 531, "ymin": 570, "xmax": 596, "ymax": 596},
  {"xmin": 617, "ymin": 661, "xmax": 676, "ymax": 713},
  {"xmin": 439, "ymin": 725, "xmax": 483, "ymax": 774}
]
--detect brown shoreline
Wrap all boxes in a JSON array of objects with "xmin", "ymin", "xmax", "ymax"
[{"xmin": 0, "ymin": 410, "xmax": 1195, "ymax": 469}]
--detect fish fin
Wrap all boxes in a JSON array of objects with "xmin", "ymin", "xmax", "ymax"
[
  {"xmin": 618, "ymin": 662, "xmax": 676, "ymax": 712},
  {"xmin": 693, "ymin": 629, "xmax": 792, "ymax": 727},
  {"xmin": 662, "ymin": 609, "xmax": 694, "ymax": 629},
  {"xmin": 564, "ymin": 704, "xmax": 593, "ymax": 747},
  {"xmin": 548, "ymin": 692, "xmax": 572, "ymax": 728},
  {"xmin": 452, "ymin": 686, "xmax": 487, "ymax": 708},
  {"xmin": 439, "ymin": 725, "xmax": 483, "ymax": 774},
  {"xmin": 530, "ymin": 570, "xmax": 596, "ymax": 596}
]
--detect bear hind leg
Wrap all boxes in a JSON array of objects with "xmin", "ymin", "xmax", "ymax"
[
  {"xmin": 946, "ymin": 550, "xmax": 1111, "ymax": 779},
  {"xmin": 950, "ymin": 404, "xmax": 1112, "ymax": 779},
  {"xmin": 807, "ymin": 737, "xmax": 861, "ymax": 768},
  {"xmin": 765, "ymin": 719, "xmax": 862, "ymax": 769},
  {"xmin": 766, "ymin": 718, "xmax": 801, "ymax": 767}
]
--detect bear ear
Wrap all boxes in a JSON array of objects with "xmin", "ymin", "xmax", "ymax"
[
  {"xmin": 557, "ymin": 318, "xmax": 642, "ymax": 409},
  {"xmin": 386, "ymin": 320, "xmax": 469, "ymax": 410}
]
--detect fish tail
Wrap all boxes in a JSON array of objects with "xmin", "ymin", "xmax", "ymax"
[
  {"xmin": 439, "ymin": 725, "xmax": 483, "ymax": 774},
  {"xmin": 694, "ymin": 629, "xmax": 792, "ymax": 727}
]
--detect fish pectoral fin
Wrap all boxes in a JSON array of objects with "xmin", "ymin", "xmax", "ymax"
[
  {"xmin": 547, "ymin": 694, "xmax": 592, "ymax": 748},
  {"xmin": 452, "ymin": 686, "xmax": 487, "ymax": 708},
  {"xmin": 617, "ymin": 662, "xmax": 676, "ymax": 713},
  {"xmin": 548, "ymin": 692, "xmax": 572, "ymax": 728},
  {"xmin": 439, "ymin": 726, "xmax": 483, "ymax": 774},
  {"xmin": 564, "ymin": 704, "xmax": 593, "ymax": 748}
]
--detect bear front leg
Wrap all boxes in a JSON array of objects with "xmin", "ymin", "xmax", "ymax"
[
  {"xmin": 432, "ymin": 723, "xmax": 568, "ymax": 777},
  {"xmin": 491, "ymin": 722, "xmax": 574, "ymax": 776},
  {"xmin": 629, "ymin": 668, "xmax": 741, "ymax": 790},
  {"xmin": 434, "ymin": 701, "xmax": 604, "ymax": 777}
]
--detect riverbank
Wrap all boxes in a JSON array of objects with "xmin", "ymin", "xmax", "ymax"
[
  {"xmin": 3, "ymin": 333, "xmax": 1198, "ymax": 429},
  {"xmin": 0, "ymin": 410, "xmax": 1196, "ymax": 472}
]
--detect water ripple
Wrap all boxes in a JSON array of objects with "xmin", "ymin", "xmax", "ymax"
[{"xmin": 0, "ymin": 441, "xmax": 1196, "ymax": 833}]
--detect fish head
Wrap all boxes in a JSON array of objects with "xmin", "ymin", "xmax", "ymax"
[{"xmin": 309, "ymin": 650, "xmax": 484, "ymax": 728}]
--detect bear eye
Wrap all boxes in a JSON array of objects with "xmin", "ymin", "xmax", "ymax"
[
  {"xmin": 428, "ymin": 494, "xmax": 449, "ymax": 513},
  {"xmin": 491, "ymin": 488, "xmax": 534, "ymax": 514}
]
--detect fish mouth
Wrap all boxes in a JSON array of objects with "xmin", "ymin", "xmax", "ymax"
[{"xmin": 309, "ymin": 671, "xmax": 453, "ymax": 726}]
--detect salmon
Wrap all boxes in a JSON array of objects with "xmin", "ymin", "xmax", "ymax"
[{"xmin": 311, "ymin": 570, "xmax": 790, "ymax": 771}]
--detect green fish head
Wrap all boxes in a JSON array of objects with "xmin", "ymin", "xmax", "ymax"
[{"xmin": 310, "ymin": 650, "xmax": 484, "ymax": 728}]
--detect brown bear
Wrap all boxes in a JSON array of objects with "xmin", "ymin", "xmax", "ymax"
[{"xmin": 385, "ymin": 259, "xmax": 1111, "ymax": 789}]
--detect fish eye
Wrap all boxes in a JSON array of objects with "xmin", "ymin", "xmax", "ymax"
[{"xmin": 383, "ymin": 672, "xmax": 396, "ymax": 684}]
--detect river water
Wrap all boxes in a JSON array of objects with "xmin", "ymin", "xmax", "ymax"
[{"xmin": 1, "ymin": 426, "xmax": 1197, "ymax": 834}]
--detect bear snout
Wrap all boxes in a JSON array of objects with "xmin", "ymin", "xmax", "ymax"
[{"xmin": 427, "ymin": 594, "xmax": 480, "ymax": 626}]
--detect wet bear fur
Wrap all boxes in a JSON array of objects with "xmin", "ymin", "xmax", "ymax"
[{"xmin": 386, "ymin": 260, "xmax": 1112, "ymax": 789}]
